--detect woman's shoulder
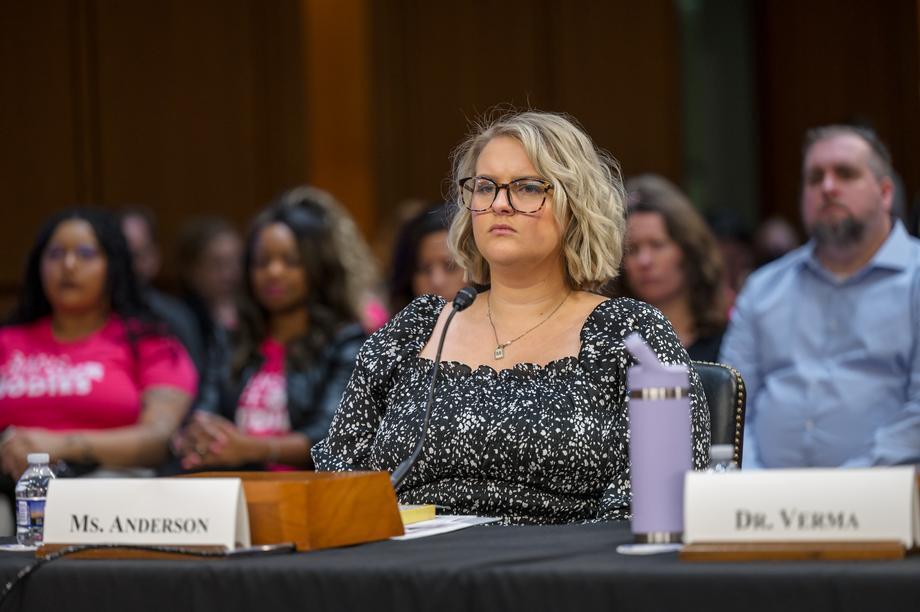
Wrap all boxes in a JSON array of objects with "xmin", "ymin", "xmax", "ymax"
[
  {"xmin": 583, "ymin": 296, "xmax": 668, "ymax": 336},
  {"xmin": 370, "ymin": 294, "xmax": 444, "ymax": 345},
  {"xmin": 579, "ymin": 297, "xmax": 681, "ymax": 367},
  {"xmin": 398, "ymin": 293, "xmax": 446, "ymax": 322},
  {"xmin": 353, "ymin": 294, "xmax": 444, "ymax": 374}
]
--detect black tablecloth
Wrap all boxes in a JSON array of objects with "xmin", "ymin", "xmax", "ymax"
[{"xmin": 0, "ymin": 521, "xmax": 918, "ymax": 612}]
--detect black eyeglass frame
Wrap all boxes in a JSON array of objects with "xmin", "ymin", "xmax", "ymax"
[{"xmin": 458, "ymin": 176, "xmax": 554, "ymax": 214}]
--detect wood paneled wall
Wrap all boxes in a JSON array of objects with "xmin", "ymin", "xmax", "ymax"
[
  {"xmin": 755, "ymin": 0, "xmax": 920, "ymax": 224},
  {"xmin": 0, "ymin": 0, "xmax": 310, "ymax": 302},
  {"xmin": 369, "ymin": 0, "xmax": 682, "ymax": 211},
  {"xmin": 1, "ymin": 0, "xmax": 918, "ymax": 311},
  {"xmin": 1, "ymin": 3, "xmax": 87, "ymax": 296}
]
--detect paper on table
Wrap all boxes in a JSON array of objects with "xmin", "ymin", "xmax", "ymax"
[
  {"xmin": 391, "ymin": 515, "xmax": 499, "ymax": 540},
  {"xmin": 616, "ymin": 543, "xmax": 683, "ymax": 555},
  {"xmin": 0, "ymin": 544, "xmax": 36, "ymax": 552}
]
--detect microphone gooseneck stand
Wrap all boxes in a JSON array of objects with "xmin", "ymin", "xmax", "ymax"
[{"xmin": 390, "ymin": 287, "xmax": 477, "ymax": 491}]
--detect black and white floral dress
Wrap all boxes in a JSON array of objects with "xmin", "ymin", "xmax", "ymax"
[{"xmin": 312, "ymin": 295, "xmax": 710, "ymax": 524}]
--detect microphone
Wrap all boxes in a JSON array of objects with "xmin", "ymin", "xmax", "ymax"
[{"xmin": 390, "ymin": 287, "xmax": 477, "ymax": 490}]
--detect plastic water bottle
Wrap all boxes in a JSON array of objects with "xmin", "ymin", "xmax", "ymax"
[
  {"xmin": 707, "ymin": 444, "xmax": 738, "ymax": 473},
  {"xmin": 16, "ymin": 453, "xmax": 56, "ymax": 546}
]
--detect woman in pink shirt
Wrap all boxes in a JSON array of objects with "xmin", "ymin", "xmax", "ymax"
[
  {"xmin": 0, "ymin": 209, "xmax": 198, "ymax": 479},
  {"xmin": 176, "ymin": 188, "xmax": 365, "ymax": 471}
]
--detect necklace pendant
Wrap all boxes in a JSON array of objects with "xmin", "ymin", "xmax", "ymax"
[{"xmin": 494, "ymin": 346, "xmax": 505, "ymax": 360}]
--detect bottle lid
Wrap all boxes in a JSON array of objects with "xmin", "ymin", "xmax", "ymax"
[
  {"xmin": 624, "ymin": 332, "xmax": 689, "ymax": 391},
  {"xmin": 709, "ymin": 444, "xmax": 734, "ymax": 461},
  {"xmin": 27, "ymin": 453, "xmax": 50, "ymax": 464}
]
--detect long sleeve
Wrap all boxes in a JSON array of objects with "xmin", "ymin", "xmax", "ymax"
[
  {"xmin": 849, "ymin": 271, "xmax": 920, "ymax": 467},
  {"xmin": 312, "ymin": 296, "xmax": 442, "ymax": 471},
  {"xmin": 309, "ymin": 339, "xmax": 384, "ymax": 470},
  {"xmin": 297, "ymin": 327, "xmax": 366, "ymax": 445}
]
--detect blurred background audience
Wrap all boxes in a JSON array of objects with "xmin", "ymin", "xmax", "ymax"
[
  {"xmin": 388, "ymin": 203, "xmax": 466, "ymax": 313},
  {"xmin": 614, "ymin": 175, "xmax": 728, "ymax": 362},
  {"xmin": 0, "ymin": 208, "xmax": 197, "ymax": 531},
  {"xmin": 174, "ymin": 216, "xmax": 243, "ymax": 414},
  {"xmin": 751, "ymin": 216, "xmax": 801, "ymax": 269},
  {"xmin": 174, "ymin": 188, "xmax": 366, "ymax": 472},
  {"xmin": 119, "ymin": 207, "xmax": 204, "ymax": 372},
  {"xmin": 0, "ymin": 2, "xmax": 918, "ymax": 493}
]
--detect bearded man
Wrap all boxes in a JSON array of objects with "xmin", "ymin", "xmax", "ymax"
[{"xmin": 720, "ymin": 125, "xmax": 920, "ymax": 468}]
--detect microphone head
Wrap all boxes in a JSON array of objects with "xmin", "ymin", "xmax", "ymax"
[{"xmin": 451, "ymin": 286, "xmax": 477, "ymax": 311}]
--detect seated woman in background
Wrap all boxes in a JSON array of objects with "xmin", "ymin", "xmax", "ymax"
[
  {"xmin": 176, "ymin": 188, "xmax": 366, "ymax": 471},
  {"xmin": 616, "ymin": 174, "xmax": 728, "ymax": 362},
  {"xmin": 287, "ymin": 185, "xmax": 388, "ymax": 334},
  {"xmin": 388, "ymin": 203, "xmax": 467, "ymax": 313},
  {"xmin": 313, "ymin": 111, "xmax": 710, "ymax": 524},
  {"xmin": 174, "ymin": 216, "xmax": 243, "ymax": 414},
  {"xmin": 0, "ymin": 208, "xmax": 197, "ymax": 479}
]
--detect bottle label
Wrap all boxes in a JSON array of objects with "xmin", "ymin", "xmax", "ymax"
[{"xmin": 16, "ymin": 498, "xmax": 45, "ymax": 529}]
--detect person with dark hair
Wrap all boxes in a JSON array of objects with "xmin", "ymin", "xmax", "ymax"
[
  {"xmin": 175, "ymin": 188, "xmax": 366, "ymax": 471},
  {"xmin": 616, "ymin": 174, "xmax": 728, "ymax": 362},
  {"xmin": 174, "ymin": 217, "xmax": 242, "ymax": 414},
  {"xmin": 176, "ymin": 217, "xmax": 242, "ymax": 332},
  {"xmin": 388, "ymin": 203, "xmax": 466, "ymax": 313},
  {"xmin": 119, "ymin": 206, "xmax": 204, "ymax": 372},
  {"xmin": 720, "ymin": 124, "xmax": 920, "ymax": 468},
  {"xmin": 0, "ymin": 208, "xmax": 197, "ymax": 479}
]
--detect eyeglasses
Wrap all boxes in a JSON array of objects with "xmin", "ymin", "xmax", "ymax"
[
  {"xmin": 458, "ymin": 176, "xmax": 553, "ymax": 213},
  {"xmin": 43, "ymin": 245, "xmax": 102, "ymax": 263}
]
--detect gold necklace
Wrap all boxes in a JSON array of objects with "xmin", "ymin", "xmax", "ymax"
[{"xmin": 486, "ymin": 291, "xmax": 571, "ymax": 360}]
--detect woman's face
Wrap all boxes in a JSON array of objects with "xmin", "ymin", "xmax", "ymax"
[
  {"xmin": 470, "ymin": 136, "xmax": 563, "ymax": 275},
  {"xmin": 193, "ymin": 232, "xmax": 243, "ymax": 304},
  {"xmin": 250, "ymin": 222, "xmax": 307, "ymax": 314},
  {"xmin": 623, "ymin": 211, "xmax": 687, "ymax": 306},
  {"xmin": 412, "ymin": 230, "xmax": 465, "ymax": 300},
  {"xmin": 41, "ymin": 219, "xmax": 109, "ymax": 315}
]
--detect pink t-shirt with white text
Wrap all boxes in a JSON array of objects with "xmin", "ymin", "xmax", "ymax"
[
  {"xmin": 235, "ymin": 338, "xmax": 291, "ymax": 437},
  {"xmin": 0, "ymin": 317, "xmax": 197, "ymax": 430}
]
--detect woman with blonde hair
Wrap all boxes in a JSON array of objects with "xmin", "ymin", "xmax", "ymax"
[{"xmin": 313, "ymin": 111, "xmax": 710, "ymax": 524}]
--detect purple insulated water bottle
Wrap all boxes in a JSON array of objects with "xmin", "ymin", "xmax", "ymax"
[{"xmin": 624, "ymin": 333, "xmax": 692, "ymax": 543}]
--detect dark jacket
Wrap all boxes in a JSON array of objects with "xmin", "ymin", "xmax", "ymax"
[{"xmin": 217, "ymin": 323, "xmax": 366, "ymax": 445}]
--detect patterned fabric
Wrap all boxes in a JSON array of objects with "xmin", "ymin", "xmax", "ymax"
[{"xmin": 313, "ymin": 294, "xmax": 710, "ymax": 525}]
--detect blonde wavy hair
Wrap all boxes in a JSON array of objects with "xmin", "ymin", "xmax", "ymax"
[{"xmin": 447, "ymin": 110, "xmax": 626, "ymax": 291}]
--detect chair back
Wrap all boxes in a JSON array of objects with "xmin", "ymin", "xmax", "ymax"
[{"xmin": 691, "ymin": 361, "xmax": 746, "ymax": 467}]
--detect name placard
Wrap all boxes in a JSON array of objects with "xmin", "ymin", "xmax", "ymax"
[
  {"xmin": 684, "ymin": 467, "xmax": 920, "ymax": 547},
  {"xmin": 44, "ymin": 478, "xmax": 250, "ymax": 550}
]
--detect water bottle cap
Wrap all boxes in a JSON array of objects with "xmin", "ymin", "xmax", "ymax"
[
  {"xmin": 27, "ymin": 453, "xmax": 50, "ymax": 464},
  {"xmin": 625, "ymin": 333, "xmax": 689, "ymax": 391},
  {"xmin": 709, "ymin": 444, "xmax": 734, "ymax": 461}
]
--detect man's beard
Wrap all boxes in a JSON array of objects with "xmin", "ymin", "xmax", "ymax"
[{"xmin": 809, "ymin": 215, "xmax": 866, "ymax": 249}]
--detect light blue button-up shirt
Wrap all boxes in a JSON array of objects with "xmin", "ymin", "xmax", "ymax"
[{"xmin": 720, "ymin": 221, "xmax": 920, "ymax": 468}]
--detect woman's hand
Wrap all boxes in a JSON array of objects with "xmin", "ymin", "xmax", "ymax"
[
  {"xmin": 0, "ymin": 428, "xmax": 65, "ymax": 479},
  {"xmin": 179, "ymin": 411, "xmax": 258, "ymax": 470}
]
